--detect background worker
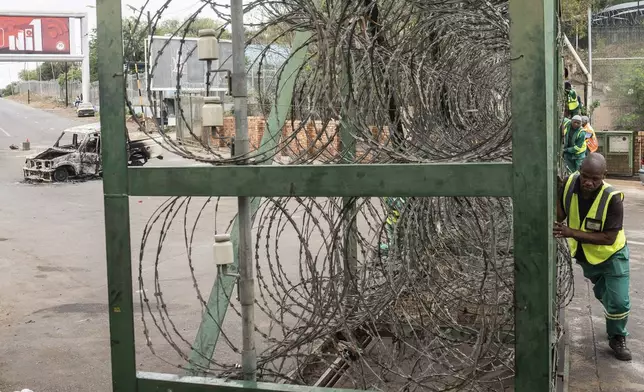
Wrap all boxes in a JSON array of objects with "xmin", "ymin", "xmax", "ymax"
[
  {"xmin": 565, "ymin": 81, "xmax": 582, "ymax": 117},
  {"xmin": 554, "ymin": 153, "xmax": 631, "ymax": 361},
  {"xmin": 563, "ymin": 115, "xmax": 587, "ymax": 172},
  {"xmin": 380, "ymin": 197, "xmax": 406, "ymax": 254},
  {"xmin": 582, "ymin": 115, "xmax": 598, "ymax": 153}
]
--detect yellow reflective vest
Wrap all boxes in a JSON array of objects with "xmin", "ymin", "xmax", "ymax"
[
  {"xmin": 563, "ymin": 173, "xmax": 626, "ymax": 265},
  {"xmin": 567, "ymin": 90, "xmax": 580, "ymax": 111},
  {"xmin": 563, "ymin": 124, "xmax": 588, "ymax": 156},
  {"xmin": 384, "ymin": 197, "xmax": 403, "ymax": 226}
]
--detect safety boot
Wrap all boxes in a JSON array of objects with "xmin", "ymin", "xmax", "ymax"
[{"xmin": 609, "ymin": 335, "xmax": 632, "ymax": 361}]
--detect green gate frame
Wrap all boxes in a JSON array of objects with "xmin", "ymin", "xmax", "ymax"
[{"xmin": 97, "ymin": 0, "xmax": 560, "ymax": 390}]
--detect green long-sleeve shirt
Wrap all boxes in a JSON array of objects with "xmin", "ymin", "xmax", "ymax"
[{"xmin": 563, "ymin": 124, "xmax": 587, "ymax": 156}]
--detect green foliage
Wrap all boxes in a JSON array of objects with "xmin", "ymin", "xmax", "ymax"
[
  {"xmin": 612, "ymin": 66, "xmax": 644, "ymax": 130},
  {"xmin": 57, "ymin": 67, "xmax": 82, "ymax": 87},
  {"xmin": 246, "ymin": 21, "xmax": 293, "ymax": 45},
  {"xmin": 560, "ymin": 0, "xmax": 635, "ymax": 39},
  {"xmin": 2, "ymin": 82, "xmax": 19, "ymax": 96},
  {"xmin": 89, "ymin": 28, "xmax": 98, "ymax": 82},
  {"xmin": 123, "ymin": 16, "xmax": 148, "ymax": 63},
  {"xmin": 18, "ymin": 69, "xmax": 38, "ymax": 81},
  {"xmin": 580, "ymin": 99, "xmax": 600, "ymax": 116},
  {"xmin": 154, "ymin": 17, "xmax": 231, "ymax": 39}
]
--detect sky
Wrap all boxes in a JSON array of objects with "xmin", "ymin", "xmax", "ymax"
[{"xmin": 0, "ymin": 0, "xmax": 227, "ymax": 87}]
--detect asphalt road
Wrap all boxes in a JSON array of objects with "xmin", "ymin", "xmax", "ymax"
[
  {"xmin": 0, "ymin": 98, "xmax": 243, "ymax": 392},
  {"xmin": 0, "ymin": 98, "xmax": 79, "ymax": 149},
  {"xmin": 0, "ymin": 98, "xmax": 340, "ymax": 391}
]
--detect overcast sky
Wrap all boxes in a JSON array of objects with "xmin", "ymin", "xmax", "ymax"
[{"xmin": 0, "ymin": 0, "xmax": 225, "ymax": 87}]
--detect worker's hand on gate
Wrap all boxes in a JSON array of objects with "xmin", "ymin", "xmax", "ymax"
[{"xmin": 553, "ymin": 221, "xmax": 573, "ymax": 238}]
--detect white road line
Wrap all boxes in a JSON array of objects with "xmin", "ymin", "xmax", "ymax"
[
  {"xmin": 0, "ymin": 127, "xmax": 10, "ymax": 137},
  {"xmin": 629, "ymin": 240, "xmax": 644, "ymax": 246}
]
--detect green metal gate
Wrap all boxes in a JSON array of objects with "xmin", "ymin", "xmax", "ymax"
[{"xmin": 97, "ymin": 0, "xmax": 561, "ymax": 390}]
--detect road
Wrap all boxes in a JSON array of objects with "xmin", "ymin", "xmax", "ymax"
[
  {"xmin": 0, "ymin": 98, "xmax": 246, "ymax": 392},
  {"xmin": 0, "ymin": 97, "xmax": 344, "ymax": 392},
  {"xmin": 0, "ymin": 98, "xmax": 83, "ymax": 149}
]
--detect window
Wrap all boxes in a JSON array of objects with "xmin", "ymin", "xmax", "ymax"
[{"xmin": 55, "ymin": 132, "xmax": 79, "ymax": 149}]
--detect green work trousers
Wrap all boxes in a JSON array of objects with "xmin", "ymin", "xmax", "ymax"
[
  {"xmin": 380, "ymin": 223, "xmax": 395, "ymax": 253},
  {"xmin": 577, "ymin": 246, "xmax": 631, "ymax": 338},
  {"xmin": 564, "ymin": 154, "xmax": 584, "ymax": 173}
]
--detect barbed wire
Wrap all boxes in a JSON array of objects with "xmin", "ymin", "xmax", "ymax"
[{"xmin": 126, "ymin": 0, "xmax": 574, "ymax": 390}]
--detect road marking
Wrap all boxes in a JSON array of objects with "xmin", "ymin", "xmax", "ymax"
[
  {"xmin": 0, "ymin": 127, "xmax": 10, "ymax": 137},
  {"xmin": 629, "ymin": 240, "xmax": 644, "ymax": 246}
]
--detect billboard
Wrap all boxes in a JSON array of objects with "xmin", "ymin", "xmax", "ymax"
[
  {"xmin": 148, "ymin": 36, "xmax": 229, "ymax": 91},
  {"xmin": 0, "ymin": 16, "xmax": 71, "ymax": 55}
]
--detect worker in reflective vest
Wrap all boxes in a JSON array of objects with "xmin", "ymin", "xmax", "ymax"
[
  {"xmin": 582, "ymin": 115, "xmax": 598, "ymax": 153},
  {"xmin": 554, "ymin": 153, "xmax": 631, "ymax": 361},
  {"xmin": 380, "ymin": 197, "xmax": 405, "ymax": 254},
  {"xmin": 563, "ymin": 115, "xmax": 587, "ymax": 173},
  {"xmin": 565, "ymin": 81, "xmax": 581, "ymax": 117}
]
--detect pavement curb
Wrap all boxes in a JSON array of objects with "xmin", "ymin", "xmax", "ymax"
[{"xmin": 557, "ymin": 306, "xmax": 571, "ymax": 392}]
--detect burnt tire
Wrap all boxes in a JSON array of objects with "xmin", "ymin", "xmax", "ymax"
[{"xmin": 53, "ymin": 167, "xmax": 70, "ymax": 182}]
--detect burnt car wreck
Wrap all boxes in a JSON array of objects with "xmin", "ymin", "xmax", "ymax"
[{"xmin": 23, "ymin": 123, "xmax": 163, "ymax": 182}]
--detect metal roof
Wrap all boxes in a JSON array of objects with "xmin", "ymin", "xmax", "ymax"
[{"xmin": 593, "ymin": 1, "xmax": 644, "ymax": 26}]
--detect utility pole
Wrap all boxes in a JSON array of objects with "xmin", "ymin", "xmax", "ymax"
[
  {"xmin": 39, "ymin": 62, "xmax": 42, "ymax": 96},
  {"xmin": 231, "ymin": 0, "xmax": 256, "ymax": 382},
  {"xmin": 64, "ymin": 62, "xmax": 69, "ymax": 107}
]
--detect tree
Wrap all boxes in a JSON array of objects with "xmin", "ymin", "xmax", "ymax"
[
  {"xmin": 612, "ymin": 65, "xmax": 644, "ymax": 130},
  {"xmin": 123, "ymin": 16, "xmax": 148, "ymax": 63},
  {"xmin": 89, "ymin": 28, "xmax": 98, "ymax": 82},
  {"xmin": 560, "ymin": 0, "xmax": 636, "ymax": 39},
  {"xmin": 18, "ymin": 69, "xmax": 38, "ymax": 81},
  {"xmin": 246, "ymin": 21, "xmax": 293, "ymax": 45},
  {"xmin": 2, "ymin": 82, "xmax": 19, "ymax": 96},
  {"xmin": 155, "ymin": 17, "xmax": 231, "ymax": 39},
  {"xmin": 57, "ymin": 67, "xmax": 82, "ymax": 87}
]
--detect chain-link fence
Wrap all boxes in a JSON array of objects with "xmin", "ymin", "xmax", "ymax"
[
  {"xmin": 585, "ymin": 4, "xmax": 644, "ymax": 176},
  {"xmin": 14, "ymin": 65, "xmax": 275, "ymax": 111}
]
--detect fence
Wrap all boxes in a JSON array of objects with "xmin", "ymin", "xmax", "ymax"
[{"xmin": 14, "ymin": 65, "xmax": 277, "ymax": 112}]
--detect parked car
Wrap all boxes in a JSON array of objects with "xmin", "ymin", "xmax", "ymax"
[
  {"xmin": 77, "ymin": 102, "xmax": 96, "ymax": 117},
  {"xmin": 23, "ymin": 123, "xmax": 164, "ymax": 182}
]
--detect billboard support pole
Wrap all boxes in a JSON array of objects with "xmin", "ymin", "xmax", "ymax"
[{"xmin": 81, "ymin": 14, "xmax": 91, "ymax": 102}]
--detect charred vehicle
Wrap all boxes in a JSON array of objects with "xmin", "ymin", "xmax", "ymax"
[{"xmin": 23, "ymin": 123, "xmax": 163, "ymax": 182}]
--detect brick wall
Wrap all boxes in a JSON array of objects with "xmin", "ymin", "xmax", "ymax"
[
  {"xmin": 210, "ymin": 116, "xmax": 393, "ymax": 161},
  {"xmin": 634, "ymin": 132, "xmax": 644, "ymax": 174}
]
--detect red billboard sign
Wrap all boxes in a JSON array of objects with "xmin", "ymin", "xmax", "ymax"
[{"xmin": 0, "ymin": 16, "xmax": 71, "ymax": 55}]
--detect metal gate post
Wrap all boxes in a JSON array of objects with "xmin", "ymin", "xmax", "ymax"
[
  {"xmin": 510, "ymin": 0, "xmax": 558, "ymax": 390},
  {"xmin": 96, "ymin": 0, "xmax": 137, "ymax": 390}
]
